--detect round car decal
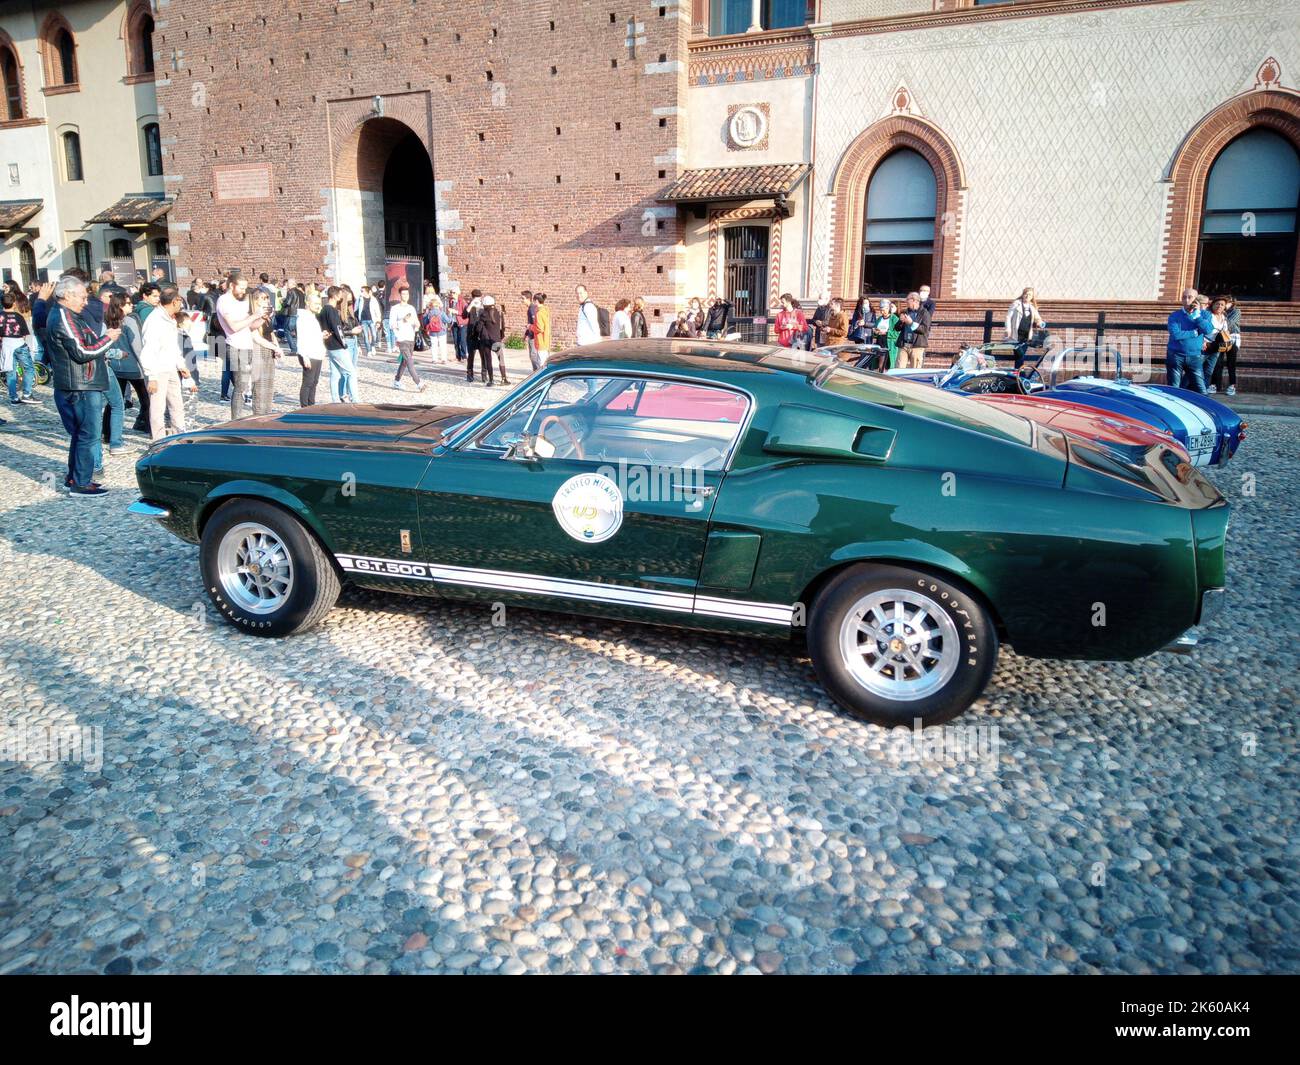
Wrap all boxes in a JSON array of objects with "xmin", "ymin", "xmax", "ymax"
[{"xmin": 552, "ymin": 473, "xmax": 624, "ymax": 544}]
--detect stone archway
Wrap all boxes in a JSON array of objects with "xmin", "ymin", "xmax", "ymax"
[
  {"xmin": 828, "ymin": 115, "xmax": 966, "ymax": 300},
  {"xmin": 1159, "ymin": 88, "xmax": 1300, "ymax": 302},
  {"xmin": 328, "ymin": 97, "xmax": 437, "ymax": 288}
]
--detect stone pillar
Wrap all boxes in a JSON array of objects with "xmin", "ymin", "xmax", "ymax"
[{"xmin": 747, "ymin": 0, "xmax": 762, "ymax": 33}]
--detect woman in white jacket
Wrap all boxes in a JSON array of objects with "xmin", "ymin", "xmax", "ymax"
[
  {"xmin": 296, "ymin": 291, "xmax": 328, "ymax": 406},
  {"xmin": 1005, "ymin": 287, "xmax": 1046, "ymax": 368}
]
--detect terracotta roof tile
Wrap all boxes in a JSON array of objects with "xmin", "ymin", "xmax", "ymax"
[
  {"xmin": 0, "ymin": 199, "xmax": 43, "ymax": 231},
  {"xmin": 86, "ymin": 195, "xmax": 172, "ymax": 227},
  {"xmin": 659, "ymin": 163, "xmax": 810, "ymax": 204}
]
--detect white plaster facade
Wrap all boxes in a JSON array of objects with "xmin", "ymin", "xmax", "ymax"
[
  {"xmin": 0, "ymin": 0, "xmax": 163, "ymax": 285},
  {"xmin": 682, "ymin": 67, "xmax": 815, "ymax": 312},
  {"xmin": 808, "ymin": 0, "xmax": 1300, "ymax": 299}
]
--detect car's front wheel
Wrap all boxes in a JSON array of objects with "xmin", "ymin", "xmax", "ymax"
[
  {"xmin": 808, "ymin": 563, "xmax": 998, "ymax": 728},
  {"xmin": 199, "ymin": 498, "xmax": 340, "ymax": 637}
]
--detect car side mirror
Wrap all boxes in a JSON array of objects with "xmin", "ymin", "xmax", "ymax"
[{"xmin": 502, "ymin": 434, "xmax": 538, "ymax": 461}]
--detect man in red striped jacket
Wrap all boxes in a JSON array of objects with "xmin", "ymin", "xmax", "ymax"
[{"xmin": 45, "ymin": 274, "xmax": 121, "ymax": 497}]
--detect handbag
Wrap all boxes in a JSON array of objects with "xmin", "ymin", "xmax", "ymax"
[
  {"xmin": 413, "ymin": 329, "xmax": 428, "ymax": 352},
  {"xmin": 109, "ymin": 336, "xmax": 144, "ymax": 381}
]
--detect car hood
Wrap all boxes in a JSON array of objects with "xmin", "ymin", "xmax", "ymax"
[{"xmin": 145, "ymin": 403, "xmax": 477, "ymax": 455}]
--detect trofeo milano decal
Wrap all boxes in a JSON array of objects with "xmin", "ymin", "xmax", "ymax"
[{"xmin": 551, "ymin": 473, "xmax": 624, "ymax": 543}]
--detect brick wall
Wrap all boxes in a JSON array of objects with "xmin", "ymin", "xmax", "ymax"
[{"xmin": 154, "ymin": 1, "xmax": 692, "ymax": 346}]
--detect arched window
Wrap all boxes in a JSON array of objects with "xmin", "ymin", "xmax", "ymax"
[
  {"xmin": 62, "ymin": 131, "xmax": 83, "ymax": 181},
  {"xmin": 1, "ymin": 41, "xmax": 22, "ymax": 121},
  {"xmin": 56, "ymin": 30, "xmax": 75, "ymax": 84},
  {"xmin": 1197, "ymin": 129, "xmax": 1300, "ymax": 300},
  {"xmin": 144, "ymin": 122, "xmax": 162, "ymax": 176},
  {"xmin": 109, "ymin": 238, "xmax": 132, "ymax": 258},
  {"xmin": 138, "ymin": 15, "xmax": 154, "ymax": 73},
  {"xmin": 18, "ymin": 242, "xmax": 35, "ymax": 288},
  {"xmin": 72, "ymin": 239, "xmax": 92, "ymax": 275},
  {"xmin": 126, "ymin": 2, "xmax": 155, "ymax": 77},
  {"xmin": 861, "ymin": 149, "xmax": 937, "ymax": 296},
  {"xmin": 40, "ymin": 16, "xmax": 78, "ymax": 88}
]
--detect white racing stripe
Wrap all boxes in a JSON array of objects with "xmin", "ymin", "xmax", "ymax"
[{"xmin": 336, "ymin": 553, "xmax": 791, "ymax": 625}]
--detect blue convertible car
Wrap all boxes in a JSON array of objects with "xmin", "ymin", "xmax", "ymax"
[{"xmin": 874, "ymin": 344, "xmax": 1246, "ymax": 467}]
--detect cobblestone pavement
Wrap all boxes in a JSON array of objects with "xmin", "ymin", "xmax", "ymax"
[{"xmin": 0, "ymin": 348, "xmax": 1296, "ymax": 974}]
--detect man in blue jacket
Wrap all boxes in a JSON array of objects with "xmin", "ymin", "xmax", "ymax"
[{"xmin": 1166, "ymin": 287, "xmax": 1213, "ymax": 393}]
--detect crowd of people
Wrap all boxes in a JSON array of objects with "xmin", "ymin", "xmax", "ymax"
[{"xmin": 0, "ymin": 257, "xmax": 1251, "ymax": 499}]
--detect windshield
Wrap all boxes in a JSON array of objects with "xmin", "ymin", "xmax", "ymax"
[
  {"xmin": 939, "ymin": 348, "xmax": 994, "ymax": 388},
  {"xmin": 818, "ymin": 365, "xmax": 1035, "ymax": 446}
]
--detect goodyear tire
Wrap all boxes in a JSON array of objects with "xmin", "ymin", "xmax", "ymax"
[
  {"xmin": 808, "ymin": 563, "xmax": 998, "ymax": 728},
  {"xmin": 199, "ymin": 498, "xmax": 340, "ymax": 637}
]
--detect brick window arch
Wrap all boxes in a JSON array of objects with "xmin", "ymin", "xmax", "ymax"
[
  {"xmin": 0, "ymin": 31, "xmax": 25, "ymax": 122},
  {"xmin": 124, "ymin": 1, "xmax": 155, "ymax": 79},
  {"xmin": 829, "ymin": 115, "xmax": 966, "ymax": 300},
  {"xmin": 1160, "ymin": 88, "xmax": 1300, "ymax": 302},
  {"xmin": 39, "ymin": 13, "xmax": 79, "ymax": 91}
]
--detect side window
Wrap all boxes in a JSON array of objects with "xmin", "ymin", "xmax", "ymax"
[{"xmin": 468, "ymin": 375, "xmax": 749, "ymax": 470}]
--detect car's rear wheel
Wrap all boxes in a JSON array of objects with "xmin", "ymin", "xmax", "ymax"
[
  {"xmin": 199, "ymin": 499, "xmax": 340, "ymax": 636},
  {"xmin": 808, "ymin": 564, "xmax": 998, "ymax": 728}
]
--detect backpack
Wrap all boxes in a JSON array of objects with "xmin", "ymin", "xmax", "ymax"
[{"xmin": 595, "ymin": 304, "xmax": 611, "ymax": 337}]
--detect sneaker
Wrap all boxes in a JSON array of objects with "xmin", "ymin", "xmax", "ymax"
[
  {"xmin": 9, "ymin": 399, "xmax": 21, "ymax": 405},
  {"xmin": 393, "ymin": 379, "xmax": 406, "ymax": 390},
  {"xmin": 109, "ymin": 447, "xmax": 125, "ymax": 456},
  {"xmin": 1207, "ymin": 385, "xmax": 1217, "ymax": 394},
  {"xmin": 69, "ymin": 485, "xmax": 109, "ymax": 497},
  {"xmin": 1226, "ymin": 385, "xmax": 1236, "ymax": 396}
]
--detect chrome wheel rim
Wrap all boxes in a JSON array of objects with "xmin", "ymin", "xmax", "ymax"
[
  {"xmin": 216, "ymin": 522, "xmax": 294, "ymax": 614},
  {"xmin": 839, "ymin": 588, "xmax": 960, "ymax": 701}
]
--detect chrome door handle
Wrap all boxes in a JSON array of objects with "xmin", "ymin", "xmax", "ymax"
[{"xmin": 670, "ymin": 482, "xmax": 715, "ymax": 497}]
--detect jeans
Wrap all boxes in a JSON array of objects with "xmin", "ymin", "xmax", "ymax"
[
  {"xmin": 1166, "ymin": 349, "xmax": 1206, "ymax": 393},
  {"xmin": 55, "ymin": 388, "xmax": 104, "ymax": 487},
  {"xmin": 1212, "ymin": 344, "xmax": 1238, "ymax": 390},
  {"xmin": 384, "ymin": 323, "xmax": 396, "ymax": 351},
  {"xmin": 101, "ymin": 371, "xmax": 124, "ymax": 451},
  {"xmin": 327, "ymin": 346, "xmax": 352, "ymax": 402},
  {"xmin": 7, "ymin": 343, "xmax": 34, "ymax": 399},
  {"xmin": 451, "ymin": 323, "xmax": 468, "ymax": 361},
  {"xmin": 227, "ymin": 346, "xmax": 254, "ymax": 419},
  {"xmin": 526, "ymin": 335, "xmax": 539, "ymax": 371},
  {"xmin": 361, "ymin": 321, "xmax": 376, "ymax": 353},
  {"xmin": 123, "ymin": 377, "xmax": 151, "ymax": 429},
  {"xmin": 344, "ymin": 338, "xmax": 359, "ymax": 401}
]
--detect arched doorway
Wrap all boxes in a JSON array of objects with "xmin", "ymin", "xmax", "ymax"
[
  {"xmin": 382, "ymin": 130, "xmax": 436, "ymax": 279},
  {"xmin": 331, "ymin": 116, "xmax": 437, "ymax": 289},
  {"xmin": 861, "ymin": 149, "xmax": 937, "ymax": 296},
  {"xmin": 1196, "ymin": 129, "xmax": 1299, "ymax": 300}
]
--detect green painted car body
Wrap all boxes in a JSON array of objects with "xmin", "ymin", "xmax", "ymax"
[{"xmin": 135, "ymin": 340, "xmax": 1228, "ymax": 659}]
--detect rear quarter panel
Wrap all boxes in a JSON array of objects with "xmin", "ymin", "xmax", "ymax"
[{"xmin": 717, "ymin": 397, "xmax": 1201, "ymax": 660}]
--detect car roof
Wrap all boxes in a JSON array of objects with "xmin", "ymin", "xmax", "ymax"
[{"xmin": 547, "ymin": 339, "xmax": 821, "ymax": 381}]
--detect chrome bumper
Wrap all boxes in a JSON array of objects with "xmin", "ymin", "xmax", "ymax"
[
  {"xmin": 1161, "ymin": 589, "xmax": 1224, "ymax": 654},
  {"xmin": 127, "ymin": 500, "xmax": 170, "ymax": 519}
]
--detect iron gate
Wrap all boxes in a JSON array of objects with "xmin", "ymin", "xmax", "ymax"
[{"xmin": 724, "ymin": 225, "xmax": 770, "ymax": 343}]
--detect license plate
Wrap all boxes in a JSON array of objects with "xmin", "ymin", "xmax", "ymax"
[{"xmin": 1189, "ymin": 429, "xmax": 1215, "ymax": 462}]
